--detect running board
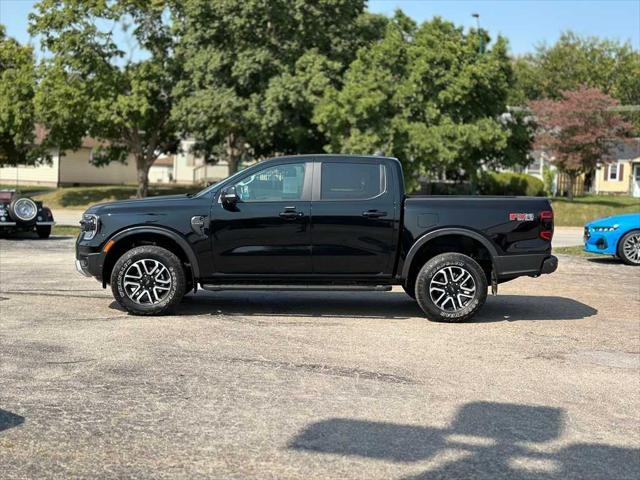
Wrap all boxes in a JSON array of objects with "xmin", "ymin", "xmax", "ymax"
[{"xmin": 200, "ymin": 284, "xmax": 392, "ymax": 292}]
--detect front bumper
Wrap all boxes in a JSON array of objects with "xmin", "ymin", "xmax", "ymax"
[
  {"xmin": 75, "ymin": 258, "xmax": 92, "ymax": 277},
  {"xmin": 75, "ymin": 248, "xmax": 106, "ymax": 281},
  {"xmin": 583, "ymin": 229, "xmax": 618, "ymax": 255},
  {"xmin": 0, "ymin": 221, "xmax": 55, "ymax": 227}
]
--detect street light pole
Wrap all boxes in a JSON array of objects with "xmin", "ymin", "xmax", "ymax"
[
  {"xmin": 472, "ymin": 13, "xmax": 483, "ymax": 54},
  {"xmin": 472, "ymin": 12, "xmax": 480, "ymax": 29}
]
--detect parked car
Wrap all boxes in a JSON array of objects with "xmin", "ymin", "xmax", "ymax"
[
  {"xmin": 584, "ymin": 213, "xmax": 640, "ymax": 265},
  {"xmin": 0, "ymin": 190, "xmax": 55, "ymax": 238},
  {"xmin": 75, "ymin": 155, "xmax": 557, "ymax": 321}
]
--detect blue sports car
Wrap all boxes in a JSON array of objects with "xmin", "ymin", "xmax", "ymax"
[{"xmin": 584, "ymin": 213, "xmax": 640, "ymax": 265}]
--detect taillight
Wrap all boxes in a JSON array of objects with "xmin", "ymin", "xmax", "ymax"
[{"xmin": 539, "ymin": 210, "xmax": 554, "ymax": 241}]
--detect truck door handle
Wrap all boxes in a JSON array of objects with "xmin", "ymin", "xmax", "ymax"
[
  {"xmin": 279, "ymin": 210, "xmax": 304, "ymax": 220},
  {"xmin": 362, "ymin": 210, "xmax": 387, "ymax": 218}
]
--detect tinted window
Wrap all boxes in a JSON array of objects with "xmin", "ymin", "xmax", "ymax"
[
  {"xmin": 321, "ymin": 163, "xmax": 385, "ymax": 200},
  {"xmin": 234, "ymin": 163, "xmax": 306, "ymax": 202}
]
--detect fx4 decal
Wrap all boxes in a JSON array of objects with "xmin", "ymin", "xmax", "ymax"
[{"xmin": 509, "ymin": 213, "xmax": 535, "ymax": 222}]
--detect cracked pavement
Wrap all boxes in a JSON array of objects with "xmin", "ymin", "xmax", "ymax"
[{"xmin": 1, "ymin": 234, "xmax": 639, "ymax": 479}]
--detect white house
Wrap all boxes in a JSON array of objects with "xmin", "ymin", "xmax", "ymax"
[{"xmin": 0, "ymin": 129, "xmax": 233, "ymax": 188}]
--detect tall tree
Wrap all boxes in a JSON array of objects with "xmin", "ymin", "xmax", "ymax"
[
  {"xmin": 530, "ymin": 86, "xmax": 632, "ymax": 200},
  {"xmin": 172, "ymin": 0, "xmax": 386, "ymax": 176},
  {"xmin": 315, "ymin": 14, "xmax": 525, "ymax": 192},
  {"xmin": 512, "ymin": 32, "xmax": 640, "ymax": 130},
  {"xmin": 0, "ymin": 25, "xmax": 45, "ymax": 166},
  {"xmin": 30, "ymin": 0, "xmax": 181, "ymax": 197}
]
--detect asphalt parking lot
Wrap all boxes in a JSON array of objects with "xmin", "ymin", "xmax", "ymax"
[{"xmin": 1, "ymin": 234, "xmax": 639, "ymax": 479}]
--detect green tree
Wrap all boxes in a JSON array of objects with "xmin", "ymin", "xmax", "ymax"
[
  {"xmin": 30, "ymin": 0, "xmax": 181, "ymax": 197},
  {"xmin": 315, "ymin": 15, "xmax": 525, "ymax": 192},
  {"xmin": 512, "ymin": 32, "xmax": 640, "ymax": 129},
  {"xmin": 172, "ymin": 0, "xmax": 386, "ymax": 176},
  {"xmin": 0, "ymin": 25, "xmax": 45, "ymax": 166}
]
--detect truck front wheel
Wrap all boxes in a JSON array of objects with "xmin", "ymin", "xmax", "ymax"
[
  {"xmin": 111, "ymin": 245, "xmax": 186, "ymax": 315},
  {"xmin": 415, "ymin": 252, "xmax": 488, "ymax": 322}
]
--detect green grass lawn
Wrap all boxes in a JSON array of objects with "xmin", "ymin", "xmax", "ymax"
[
  {"xmin": 33, "ymin": 184, "xmax": 200, "ymax": 209},
  {"xmin": 52, "ymin": 225, "xmax": 80, "ymax": 237},
  {"xmin": 551, "ymin": 195, "xmax": 640, "ymax": 226},
  {"xmin": 7, "ymin": 182, "xmax": 639, "ymax": 226}
]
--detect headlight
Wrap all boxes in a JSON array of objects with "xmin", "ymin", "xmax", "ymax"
[
  {"xmin": 13, "ymin": 197, "xmax": 38, "ymax": 221},
  {"xmin": 80, "ymin": 213, "xmax": 100, "ymax": 240},
  {"xmin": 592, "ymin": 225, "xmax": 619, "ymax": 232}
]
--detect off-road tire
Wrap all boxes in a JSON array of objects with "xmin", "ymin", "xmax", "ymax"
[
  {"xmin": 36, "ymin": 225, "xmax": 51, "ymax": 239},
  {"xmin": 617, "ymin": 230, "xmax": 640, "ymax": 266},
  {"xmin": 415, "ymin": 252, "xmax": 488, "ymax": 322},
  {"xmin": 111, "ymin": 245, "xmax": 186, "ymax": 315}
]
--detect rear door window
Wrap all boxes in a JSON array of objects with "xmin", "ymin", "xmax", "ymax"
[{"xmin": 320, "ymin": 163, "xmax": 386, "ymax": 200}]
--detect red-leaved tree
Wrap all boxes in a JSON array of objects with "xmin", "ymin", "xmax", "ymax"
[{"xmin": 530, "ymin": 86, "xmax": 632, "ymax": 200}]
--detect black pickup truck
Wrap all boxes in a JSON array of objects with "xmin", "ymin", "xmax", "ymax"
[{"xmin": 76, "ymin": 155, "xmax": 557, "ymax": 321}]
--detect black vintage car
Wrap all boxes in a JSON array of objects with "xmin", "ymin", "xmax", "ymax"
[
  {"xmin": 76, "ymin": 155, "xmax": 558, "ymax": 321},
  {"xmin": 0, "ymin": 190, "xmax": 55, "ymax": 238}
]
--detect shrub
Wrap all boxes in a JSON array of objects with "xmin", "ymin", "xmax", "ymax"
[{"xmin": 478, "ymin": 172, "xmax": 545, "ymax": 196}]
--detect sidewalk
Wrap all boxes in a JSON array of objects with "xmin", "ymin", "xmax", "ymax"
[
  {"xmin": 552, "ymin": 226, "xmax": 584, "ymax": 247},
  {"xmin": 53, "ymin": 209, "xmax": 84, "ymax": 227}
]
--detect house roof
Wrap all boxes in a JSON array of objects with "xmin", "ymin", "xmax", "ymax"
[
  {"xmin": 33, "ymin": 124, "xmax": 107, "ymax": 149},
  {"xmin": 153, "ymin": 155, "xmax": 175, "ymax": 167}
]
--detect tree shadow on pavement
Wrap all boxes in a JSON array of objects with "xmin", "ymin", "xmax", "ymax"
[
  {"xmin": 149, "ymin": 292, "xmax": 597, "ymax": 322},
  {"xmin": 0, "ymin": 409, "xmax": 25, "ymax": 433},
  {"xmin": 289, "ymin": 401, "xmax": 639, "ymax": 480}
]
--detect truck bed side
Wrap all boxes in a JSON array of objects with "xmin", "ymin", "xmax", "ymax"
[{"xmin": 398, "ymin": 196, "xmax": 554, "ymax": 282}]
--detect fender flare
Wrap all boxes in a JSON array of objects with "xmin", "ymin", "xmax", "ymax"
[
  {"xmin": 401, "ymin": 228, "xmax": 498, "ymax": 280},
  {"xmin": 107, "ymin": 226, "xmax": 200, "ymax": 280}
]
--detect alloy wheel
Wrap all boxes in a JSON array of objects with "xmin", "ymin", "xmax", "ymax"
[
  {"xmin": 123, "ymin": 259, "xmax": 173, "ymax": 305},
  {"xmin": 429, "ymin": 266, "xmax": 477, "ymax": 311},
  {"xmin": 623, "ymin": 233, "xmax": 640, "ymax": 264}
]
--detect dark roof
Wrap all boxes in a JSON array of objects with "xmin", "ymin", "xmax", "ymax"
[
  {"xmin": 153, "ymin": 155, "xmax": 175, "ymax": 167},
  {"xmin": 33, "ymin": 124, "xmax": 106, "ymax": 149}
]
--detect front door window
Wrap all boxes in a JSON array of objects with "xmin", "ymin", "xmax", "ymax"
[{"xmin": 233, "ymin": 163, "xmax": 306, "ymax": 202}]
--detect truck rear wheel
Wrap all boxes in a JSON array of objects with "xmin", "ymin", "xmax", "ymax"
[
  {"xmin": 415, "ymin": 252, "xmax": 488, "ymax": 322},
  {"xmin": 111, "ymin": 245, "xmax": 186, "ymax": 315}
]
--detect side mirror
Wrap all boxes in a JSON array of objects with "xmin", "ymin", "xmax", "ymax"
[{"xmin": 220, "ymin": 186, "xmax": 238, "ymax": 206}]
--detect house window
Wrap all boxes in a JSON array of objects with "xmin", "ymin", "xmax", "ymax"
[{"xmin": 607, "ymin": 163, "xmax": 621, "ymax": 181}]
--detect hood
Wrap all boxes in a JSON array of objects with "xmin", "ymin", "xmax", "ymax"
[
  {"xmin": 85, "ymin": 194, "xmax": 193, "ymax": 214},
  {"xmin": 586, "ymin": 212, "xmax": 640, "ymax": 227}
]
